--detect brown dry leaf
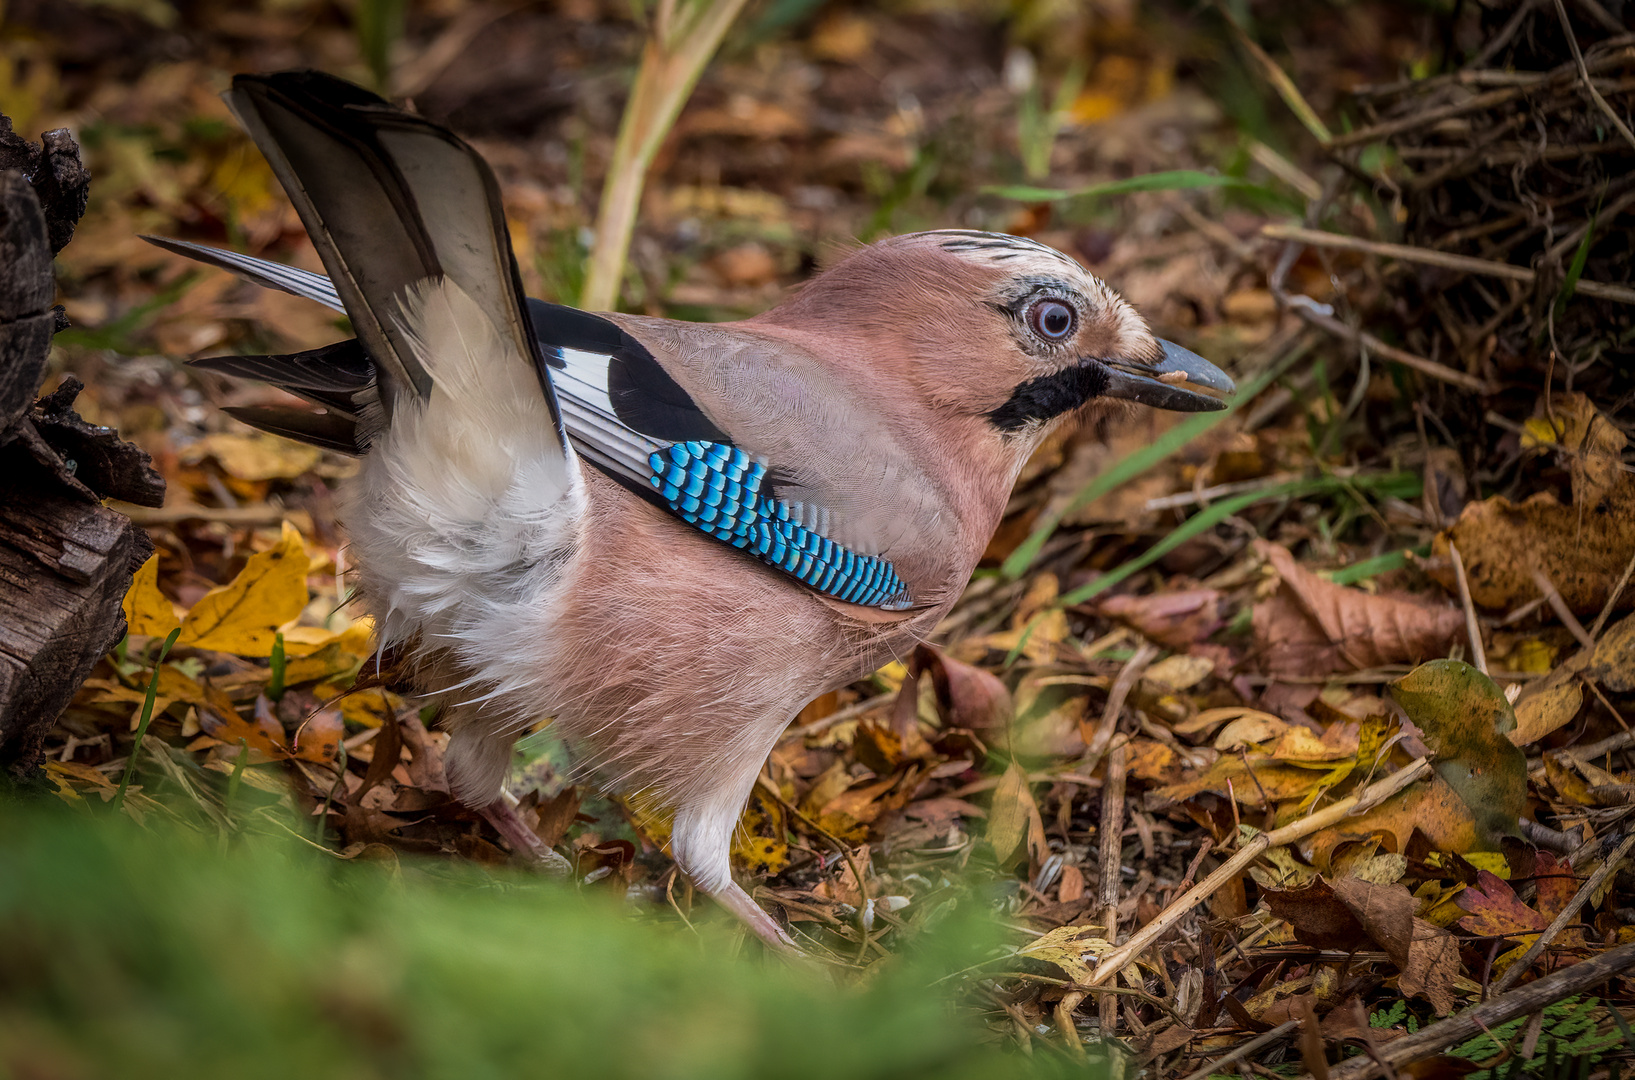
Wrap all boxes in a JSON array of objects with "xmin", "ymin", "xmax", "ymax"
[
  {"xmin": 1331, "ymin": 875, "xmax": 1414, "ymax": 968},
  {"xmin": 1433, "ymin": 399, "xmax": 1635, "ymax": 616},
  {"xmin": 1097, "ymin": 589, "xmax": 1224, "ymax": 650},
  {"xmin": 197, "ymin": 696, "xmax": 289, "ymax": 761},
  {"xmin": 1261, "ymin": 877, "xmax": 1369, "ymax": 951},
  {"xmin": 1214, "ymin": 713, "xmax": 1288, "ymax": 750},
  {"xmin": 1399, "ymin": 918, "xmax": 1459, "ymax": 1015},
  {"xmin": 1510, "ymin": 679, "xmax": 1584, "ymax": 746},
  {"xmin": 291, "ymin": 707, "xmax": 342, "ymax": 764},
  {"xmin": 1544, "ymin": 752, "xmax": 1597, "ymax": 806},
  {"xmin": 1455, "ymin": 870, "xmax": 1547, "ymax": 937},
  {"xmin": 1521, "ymin": 392, "xmax": 1628, "ymax": 506},
  {"xmin": 1530, "ymin": 849, "xmax": 1584, "ymax": 946},
  {"xmin": 987, "ymin": 760, "xmax": 1045, "ymax": 869},
  {"xmin": 914, "ymin": 645, "xmax": 1013, "ymax": 731},
  {"xmin": 1588, "ymin": 613, "xmax": 1635, "ymax": 691},
  {"xmin": 1254, "ymin": 541, "xmax": 1462, "ymax": 674},
  {"xmin": 1336, "ymin": 774, "xmax": 1481, "ymax": 856},
  {"xmin": 1174, "ymin": 706, "xmax": 1283, "ymax": 740}
]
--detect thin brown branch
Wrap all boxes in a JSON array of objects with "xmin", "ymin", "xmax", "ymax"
[
  {"xmin": 1591, "ymin": 549, "xmax": 1635, "ymax": 641},
  {"xmin": 1085, "ymin": 640, "xmax": 1158, "ymax": 762},
  {"xmin": 1320, "ymin": 940, "xmax": 1635, "ymax": 1080},
  {"xmin": 1088, "ymin": 758, "xmax": 1432, "ymax": 985},
  {"xmin": 1176, "ymin": 1021, "xmax": 1301, "ymax": 1080},
  {"xmin": 1098, "ymin": 741, "xmax": 1129, "ymax": 1035},
  {"xmin": 1553, "ymin": 0, "xmax": 1635, "ymax": 151},
  {"xmin": 1261, "ymin": 224, "xmax": 1635, "ymax": 306},
  {"xmin": 1449, "ymin": 542, "xmax": 1489, "ymax": 675},
  {"xmin": 1529, "ymin": 564, "xmax": 1596, "ymax": 651},
  {"xmin": 1491, "ymin": 832, "xmax": 1635, "ymax": 993}
]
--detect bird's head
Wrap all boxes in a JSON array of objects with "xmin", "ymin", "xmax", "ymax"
[{"xmin": 756, "ymin": 229, "xmax": 1232, "ymax": 458}]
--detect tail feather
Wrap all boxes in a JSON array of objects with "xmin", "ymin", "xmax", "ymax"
[{"xmin": 225, "ymin": 70, "xmax": 565, "ymax": 450}]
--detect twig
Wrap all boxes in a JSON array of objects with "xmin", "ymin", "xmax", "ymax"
[
  {"xmin": 1529, "ymin": 565, "xmax": 1596, "ymax": 651},
  {"xmin": 781, "ymin": 694, "xmax": 890, "ymax": 741},
  {"xmin": 1098, "ymin": 741, "xmax": 1129, "ymax": 1035},
  {"xmin": 1554, "ymin": 0, "xmax": 1635, "ymax": 151},
  {"xmin": 1088, "ymin": 758, "xmax": 1432, "ymax": 985},
  {"xmin": 1591, "ymin": 549, "xmax": 1635, "ymax": 641},
  {"xmin": 1279, "ymin": 301, "xmax": 1494, "ymax": 393},
  {"xmin": 1448, "ymin": 542, "xmax": 1488, "ymax": 675},
  {"xmin": 1084, "ymin": 641, "xmax": 1158, "ymax": 762},
  {"xmin": 1260, "ymin": 224, "xmax": 1635, "ymax": 306},
  {"xmin": 1176, "ymin": 1021, "xmax": 1301, "ymax": 1080},
  {"xmin": 1491, "ymin": 833, "xmax": 1635, "ymax": 994},
  {"xmin": 1319, "ymin": 940, "xmax": 1635, "ymax": 1080},
  {"xmin": 1527, "ymin": 727, "xmax": 1635, "ymax": 774}
]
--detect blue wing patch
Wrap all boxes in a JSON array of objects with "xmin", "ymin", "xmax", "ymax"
[{"xmin": 650, "ymin": 441, "xmax": 912, "ymax": 610}]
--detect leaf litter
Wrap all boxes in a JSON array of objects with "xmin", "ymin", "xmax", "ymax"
[{"xmin": 16, "ymin": 0, "xmax": 1635, "ymax": 1075}]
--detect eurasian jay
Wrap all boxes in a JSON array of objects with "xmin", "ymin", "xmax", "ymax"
[{"xmin": 148, "ymin": 70, "xmax": 1233, "ymax": 949}]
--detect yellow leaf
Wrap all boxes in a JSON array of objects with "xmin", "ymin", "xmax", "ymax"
[
  {"xmin": 987, "ymin": 761, "xmax": 1043, "ymax": 869},
  {"xmin": 339, "ymin": 688, "xmax": 399, "ymax": 729},
  {"xmin": 1463, "ymin": 852, "xmax": 1510, "ymax": 877},
  {"xmin": 184, "ymin": 432, "xmax": 323, "ymax": 482},
  {"xmin": 279, "ymin": 616, "xmax": 377, "ymax": 659},
  {"xmin": 732, "ymin": 789, "xmax": 790, "ymax": 875},
  {"xmin": 178, "ymin": 522, "xmax": 310, "ymax": 656},
  {"xmin": 122, "ymin": 555, "xmax": 181, "ymax": 638},
  {"xmin": 1017, "ymin": 923, "xmax": 1113, "ymax": 984}
]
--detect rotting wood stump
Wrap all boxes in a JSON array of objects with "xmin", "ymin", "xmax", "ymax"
[{"xmin": 0, "ymin": 119, "xmax": 165, "ymax": 778}]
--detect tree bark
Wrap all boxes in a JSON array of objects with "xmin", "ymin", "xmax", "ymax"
[{"xmin": 0, "ymin": 126, "xmax": 165, "ymax": 777}]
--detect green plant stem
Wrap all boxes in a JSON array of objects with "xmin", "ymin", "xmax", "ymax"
[
  {"xmin": 580, "ymin": 0, "xmax": 749, "ymax": 312},
  {"xmin": 114, "ymin": 627, "xmax": 181, "ymax": 811}
]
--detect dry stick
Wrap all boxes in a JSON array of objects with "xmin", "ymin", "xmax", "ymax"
[
  {"xmin": 1590, "ymin": 549, "xmax": 1635, "ymax": 641},
  {"xmin": 1281, "ymin": 302, "xmax": 1492, "ymax": 393},
  {"xmin": 1085, "ymin": 641, "xmax": 1159, "ymax": 763},
  {"xmin": 1491, "ymin": 832, "xmax": 1635, "ymax": 994},
  {"xmin": 1529, "ymin": 565, "xmax": 1597, "ymax": 651},
  {"xmin": 1448, "ymin": 541, "xmax": 1489, "ymax": 675},
  {"xmin": 1260, "ymin": 224, "xmax": 1635, "ymax": 306},
  {"xmin": 1176, "ymin": 1021, "xmax": 1302, "ymax": 1080},
  {"xmin": 1320, "ymin": 940, "xmax": 1635, "ymax": 1080},
  {"xmin": 1088, "ymin": 758, "xmax": 1432, "ymax": 985},
  {"xmin": 580, "ymin": 0, "xmax": 749, "ymax": 311},
  {"xmin": 1098, "ymin": 741, "xmax": 1130, "ymax": 1036},
  {"xmin": 1554, "ymin": 0, "xmax": 1635, "ymax": 152}
]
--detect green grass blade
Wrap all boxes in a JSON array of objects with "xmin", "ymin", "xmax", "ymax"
[
  {"xmin": 114, "ymin": 627, "xmax": 181, "ymax": 811},
  {"xmin": 1324, "ymin": 544, "xmax": 1430, "ymax": 586}
]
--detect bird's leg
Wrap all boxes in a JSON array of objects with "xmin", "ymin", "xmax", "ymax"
[
  {"xmin": 481, "ymin": 789, "xmax": 572, "ymax": 875},
  {"xmin": 712, "ymin": 880, "xmax": 799, "ymax": 952}
]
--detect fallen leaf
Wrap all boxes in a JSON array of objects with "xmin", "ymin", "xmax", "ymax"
[
  {"xmin": 1098, "ymin": 589, "xmax": 1224, "ymax": 649},
  {"xmin": 1331, "ymin": 875, "xmax": 1414, "ymax": 968},
  {"xmin": 1272, "ymin": 722, "xmax": 1360, "ymax": 763},
  {"xmin": 1588, "ymin": 613, "xmax": 1635, "ymax": 691},
  {"xmin": 1144, "ymin": 654, "xmax": 1214, "ymax": 693},
  {"xmin": 988, "ymin": 760, "xmax": 1045, "ymax": 869},
  {"xmin": 1455, "ymin": 870, "xmax": 1547, "ymax": 937},
  {"xmin": 291, "ymin": 707, "xmax": 342, "ymax": 764},
  {"xmin": 1399, "ymin": 918, "xmax": 1459, "ymax": 1015},
  {"xmin": 1017, "ymin": 923, "xmax": 1113, "ymax": 984},
  {"xmin": 1389, "ymin": 660, "xmax": 1527, "ymax": 847},
  {"xmin": 1510, "ymin": 679, "xmax": 1584, "ymax": 746},
  {"xmin": 732, "ymin": 788, "xmax": 789, "ymax": 875},
  {"xmin": 178, "ymin": 522, "xmax": 310, "ymax": 656},
  {"xmin": 1255, "ymin": 541, "xmax": 1463, "ymax": 674},
  {"xmin": 197, "ymin": 695, "xmax": 289, "ymax": 761},
  {"xmin": 184, "ymin": 431, "xmax": 323, "ymax": 482},
  {"xmin": 1262, "ymin": 877, "xmax": 1369, "ymax": 952},
  {"xmin": 122, "ymin": 554, "xmax": 181, "ymax": 638}
]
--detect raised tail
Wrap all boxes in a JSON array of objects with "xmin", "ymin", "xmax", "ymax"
[{"xmin": 222, "ymin": 70, "xmax": 566, "ymax": 454}]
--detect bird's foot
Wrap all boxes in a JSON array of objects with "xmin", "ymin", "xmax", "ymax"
[
  {"xmin": 480, "ymin": 793, "xmax": 572, "ymax": 876},
  {"xmin": 714, "ymin": 880, "xmax": 800, "ymax": 954}
]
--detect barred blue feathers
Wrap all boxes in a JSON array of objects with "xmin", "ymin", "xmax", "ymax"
[{"xmin": 648, "ymin": 441, "xmax": 912, "ymax": 610}]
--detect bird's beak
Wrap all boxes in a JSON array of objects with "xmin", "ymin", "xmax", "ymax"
[{"xmin": 1099, "ymin": 340, "xmax": 1234, "ymax": 413}]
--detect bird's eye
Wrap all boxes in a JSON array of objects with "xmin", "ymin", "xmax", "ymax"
[{"xmin": 1027, "ymin": 299, "xmax": 1076, "ymax": 341}]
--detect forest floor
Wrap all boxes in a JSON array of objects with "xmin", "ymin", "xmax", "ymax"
[{"xmin": 8, "ymin": 0, "xmax": 1635, "ymax": 1075}]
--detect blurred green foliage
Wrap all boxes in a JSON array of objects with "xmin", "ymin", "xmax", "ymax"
[{"xmin": 0, "ymin": 804, "xmax": 1089, "ymax": 1080}]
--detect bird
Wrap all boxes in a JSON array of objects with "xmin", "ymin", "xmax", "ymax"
[{"xmin": 149, "ymin": 69, "xmax": 1233, "ymax": 950}]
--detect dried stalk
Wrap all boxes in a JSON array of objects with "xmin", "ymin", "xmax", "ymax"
[
  {"xmin": 1529, "ymin": 565, "xmax": 1596, "ymax": 651},
  {"xmin": 1320, "ymin": 939, "xmax": 1635, "ymax": 1080},
  {"xmin": 1490, "ymin": 832, "xmax": 1635, "ymax": 994},
  {"xmin": 1448, "ymin": 542, "xmax": 1488, "ymax": 675},
  {"xmin": 1176, "ymin": 1021, "xmax": 1301, "ymax": 1080},
  {"xmin": 1261, "ymin": 224, "xmax": 1635, "ymax": 306},
  {"xmin": 580, "ymin": 0, "xmax": 749, "ymax": 312},
  {"xmin": 1553, "ymin": 0, "xmax": 1635, "ymax": 151},
  {"xmin": 1088, "ymin": 758, "xmax": 1432, "ymax": 985},
  {"xmin": 1098, "ymin": 741, "xmax": 1129, "ymax": 1034}
]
